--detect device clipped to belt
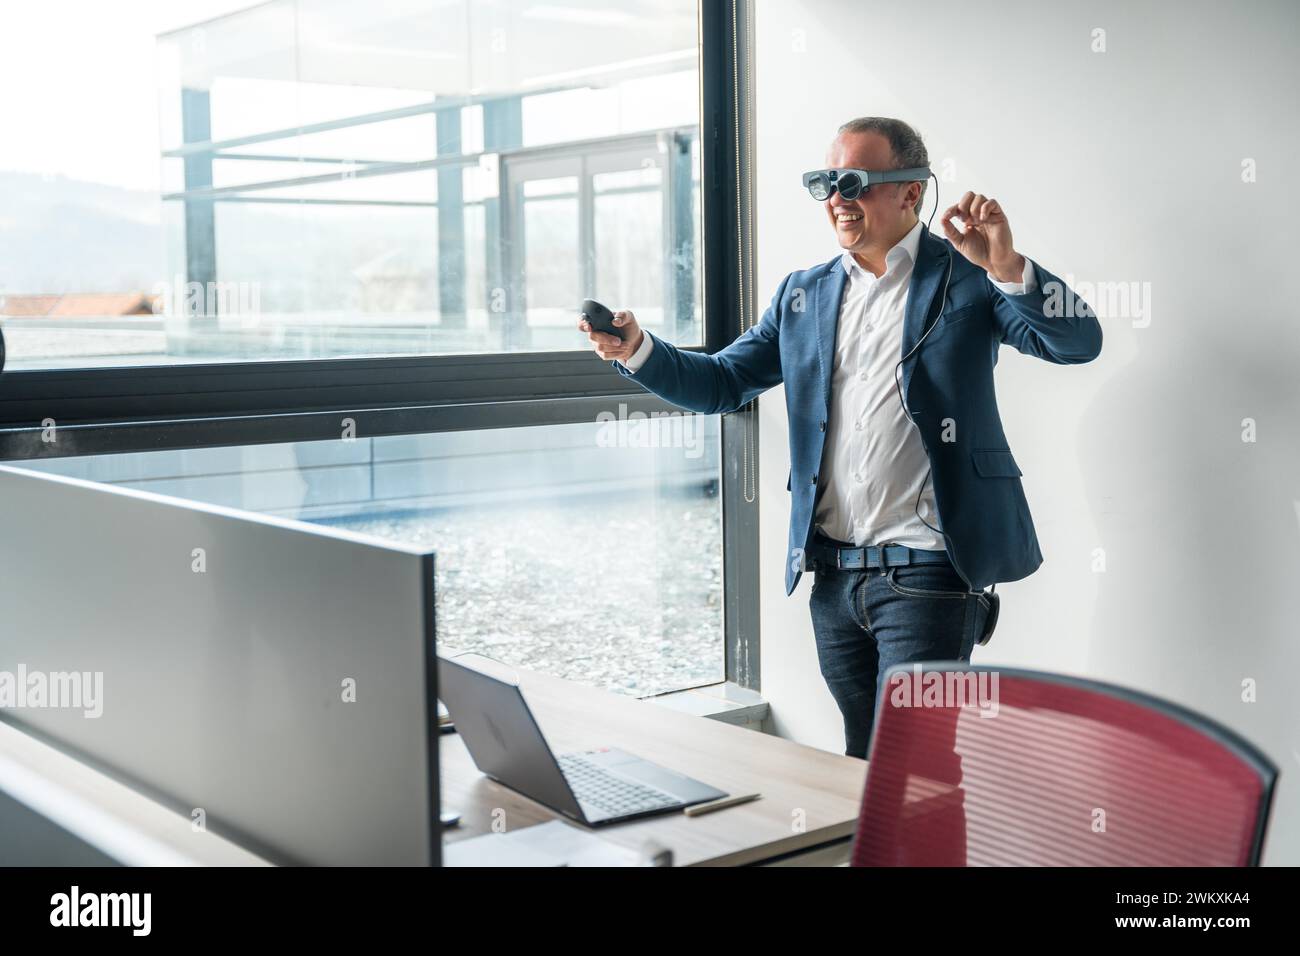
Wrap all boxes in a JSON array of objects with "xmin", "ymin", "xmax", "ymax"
[{"xmin": 976, "ymin": 588, "xmax": 1000, "ymax": 646}]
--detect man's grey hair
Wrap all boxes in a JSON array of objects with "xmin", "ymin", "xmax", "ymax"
[{"xmin": 837, "ymin": 116, "xmax": 929, "ymax": 215}]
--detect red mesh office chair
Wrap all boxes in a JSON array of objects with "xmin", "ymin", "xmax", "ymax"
[{"xmin": 852, "ymin": 664, "xmax": 1276, "ymax": 866}]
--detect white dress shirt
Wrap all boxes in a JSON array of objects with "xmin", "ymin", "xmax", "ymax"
[{"xmin": 621, "ymin": 219, "xmax": 1035, "ymax": 553}]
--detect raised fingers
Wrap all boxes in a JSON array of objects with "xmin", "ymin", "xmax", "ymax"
[
  {"xmin": 940, "ymin": 203, "xmax": 965, "ymax": 239},
  {"xmin": 954, "ymin": 190, "xmax": 976, "ymax": 221}
]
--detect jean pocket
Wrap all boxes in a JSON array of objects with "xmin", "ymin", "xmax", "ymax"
[{"xmin": 885, "ymin": 565, "xmax": 969, "ymax": 599}]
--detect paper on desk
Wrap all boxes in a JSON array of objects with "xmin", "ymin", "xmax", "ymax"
[
  {"xmin": 443, "ymin": 820, "xmax": 644, "ymax": 867},
  {"xmin": 442, "ymin": 831, "xmax": 557, "ymax": 867}
]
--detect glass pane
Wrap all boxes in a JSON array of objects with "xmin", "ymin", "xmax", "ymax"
[
  {"xmin": 7, "ymin": 418, "xmax": 724, "ymax": 696},
  {"xmin": 522, "ymin": 177, "xmax": 580, "ymax": 350},
  {"xmin": 0, "ymin": 0, "xmax": 702, "ymax": 369},
  {"xmin": 594, "ymin": 165, "xmax": 664, "ymax": 337}
]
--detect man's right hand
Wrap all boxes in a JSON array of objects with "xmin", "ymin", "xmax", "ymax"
[{"xmin": 578, "ymin": 309, "xmax": 644, "ymax": 363}]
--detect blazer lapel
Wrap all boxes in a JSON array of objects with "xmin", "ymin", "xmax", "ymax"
[
  {"xmin": 815, "ymin": 259, "xmax": 848, "ymax": 405},
  {"xmin": 900, "ymin": 225, "xmax": 948, "ymax": 398}
]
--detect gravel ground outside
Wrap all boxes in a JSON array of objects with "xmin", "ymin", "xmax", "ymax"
[
  {"xmin": 325, "ymin": 491, "xmax": 723, "ymax": 698},
  {"xmin": 1, "ymin": 327, "xmax": 724, "ymax": 696}
]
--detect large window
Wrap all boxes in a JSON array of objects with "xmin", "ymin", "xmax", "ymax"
[
  {"xmin": 0, "ymin": 0, "xmax": 703, "ymax": 368},
  {"xmin": 0, "ymin": 0, "xmax": 753, "ymax": 695}
]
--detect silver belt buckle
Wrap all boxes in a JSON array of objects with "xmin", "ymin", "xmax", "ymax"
[{"xmin": 837, "ymin": 547, "xmax": 864, "ymax": 570}]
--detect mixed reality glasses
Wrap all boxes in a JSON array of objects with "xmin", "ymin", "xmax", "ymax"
[{"xmin": 801, "ymin": 166, "xmax": 932, "ymax": 201}]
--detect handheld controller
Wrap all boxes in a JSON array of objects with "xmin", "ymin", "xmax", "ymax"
[{"xmin": 580, "ymin": 298, "xmax": 623, "ymax": 341}]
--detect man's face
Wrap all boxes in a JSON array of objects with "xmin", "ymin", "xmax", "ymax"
[{"xmin": 823, "ymin": 131, "xmax": 920, "ymax": 252}]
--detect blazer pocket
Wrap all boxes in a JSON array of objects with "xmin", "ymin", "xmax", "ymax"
[
  {"xmin": 971, "ymin": 448, "xmax": 1023, "ymax": 478},
  {"xmin": 939, "ymin": 304, "xmax": 978, "ymax": 327},
  {"xmin": 921, "ymin": 304, "xmax": 978, "ymax": 346}
]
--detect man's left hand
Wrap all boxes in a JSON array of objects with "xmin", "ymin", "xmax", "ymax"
[{"xmin": 940, "ymin": 191, "xmax": 1025, "ymax": 283}]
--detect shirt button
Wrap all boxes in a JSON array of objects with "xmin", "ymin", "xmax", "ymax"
[
  {"xmin": 811, "ymin": 473, "xmax": 818, "ymax": 485},
  {"xmin": 818, "ymin": 420, "xmax": 826, "ymax": 432},
  {"xmin": 854, "ymin": 420, "xmax": 864, "ymax": 431}
]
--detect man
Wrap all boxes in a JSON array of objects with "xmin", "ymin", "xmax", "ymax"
[{"xmin": 580, "ymin": 117, "xmax": 1101, "ymax": 757}]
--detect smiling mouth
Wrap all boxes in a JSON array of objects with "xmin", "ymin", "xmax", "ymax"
[{"xmin": 835, "ymin": 212, "xmax": 862, "ymax": 225}]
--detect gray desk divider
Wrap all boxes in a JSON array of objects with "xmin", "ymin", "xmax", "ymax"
[{"xmin": 0, "ymin": 465, "xmax": 439, "ymax": 865}]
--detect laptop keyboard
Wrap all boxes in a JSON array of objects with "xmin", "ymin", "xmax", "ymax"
[{"xmin": 557, "ymin": 753, "xmax": 680, "ymax": 819}]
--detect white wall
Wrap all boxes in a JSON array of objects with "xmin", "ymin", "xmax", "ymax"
[{"xmin": 754, "ymin": 0, "xmax": 1300, "ymax": 864}]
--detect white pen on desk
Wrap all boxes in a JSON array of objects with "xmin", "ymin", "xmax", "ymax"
[{"xmin": 683, "ymin": 793, "xmax": 762, "ymax": 817}]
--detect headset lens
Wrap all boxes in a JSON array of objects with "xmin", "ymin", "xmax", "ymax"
[
  {"xmin": 807, "ymin": 173, "xmax": 832, "ymax": 201},
  {"xmin": 836, "ymin": 171, "xmax": 863, "ymax": 200}
]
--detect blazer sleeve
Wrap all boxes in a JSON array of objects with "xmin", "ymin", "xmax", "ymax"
[
  {"xmin": 989, "ymin": 262, "xmax": 1102, "ymax": 364},
  {"xmin": 613, "ymin": 273, "xmax": 791, "ymax": 414}
]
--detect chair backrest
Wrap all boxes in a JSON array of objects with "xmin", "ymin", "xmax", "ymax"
[{"xmin": 852, "ymin": 664, "xmax": 1277, "ymax": 866}]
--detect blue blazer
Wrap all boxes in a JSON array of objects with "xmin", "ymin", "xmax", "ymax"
[{"xmin": 617, "ymin": 225, "xmax": 1102, "ymax": 594}]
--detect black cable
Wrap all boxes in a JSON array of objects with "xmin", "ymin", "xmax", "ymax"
[
  {"xmin": 894, "ymin": 175, "xmax": 995, "ymax": 606},
  {"xmin": 926, "ymin": 172, "xmax": 939, "ymax": 231},
  {"xmin": 894, "ymin": 173, "xmax": 951, "ymax": 538}
]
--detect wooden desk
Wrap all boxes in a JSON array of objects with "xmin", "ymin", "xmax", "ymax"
[{"xmin": 440, "ymin": 661, "xmax": 867, "ymax": 866}]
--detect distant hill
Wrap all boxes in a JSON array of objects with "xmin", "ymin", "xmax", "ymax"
[
  {"xmin": 0, "ymin": 170, "xmax": 164, "ymax": 295},
  {"xmin": 0, "ymin": 169, "xmax": 441, "ymax": 315}
]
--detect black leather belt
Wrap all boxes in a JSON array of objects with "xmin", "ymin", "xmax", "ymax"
[{"xmin": 805, "ymin": 535, "xmax": 953, "ymax": 572}]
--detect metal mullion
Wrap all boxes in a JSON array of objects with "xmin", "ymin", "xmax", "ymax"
[
  {"xmin": 0, "ymin": 348, "xmax": 706, "ymax": 428},
  {"xmin": 161, "ymin": 95, "xmax": 692, "ymax": 160},
  {"xmin": 162, "ymin": 99, "xmax": 471, "ymax": 159},
  {"xmin": 1, "ymin": 355, "xmax": 654, "ymax": 402},
  {"xmin": 699, "ymin": 0, "xmax": 759, "ymax": 690},
  {"xmin": 210, "ymin": 197, "xmax": 437, "ymax": 207},
  {"xmin": 0, "ymin": 393, "xmax": 691, "ymax": 462},
  {"xmin": 162, "ymin": 157, "xmax": 453, "ymax": 202},
  {"xmin": 164, "ymin": 128, "xmax": 692, "ymax": 205},
  {"xmin": 212, "ymin": 152, "xmax": 395, "ymax": 165}
]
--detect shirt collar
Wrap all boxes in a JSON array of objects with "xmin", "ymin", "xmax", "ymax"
[{"xmin": 839, "ymin": 219, "xmax": 924, "ymax": 280}]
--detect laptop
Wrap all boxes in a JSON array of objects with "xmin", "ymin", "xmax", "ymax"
[{"xmin": 438, "ymin": 656, "xmax": 728, "ymax": 826}]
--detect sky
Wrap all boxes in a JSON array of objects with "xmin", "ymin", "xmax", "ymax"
[
  {"xmin": 0, "ymin": 0, "xmax": 698, "ymax": 193},
  {"xmin": 0, "ymin": 1, "xmax": 258, "ymax": 191}
]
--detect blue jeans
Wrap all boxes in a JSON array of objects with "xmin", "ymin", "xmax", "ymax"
[{"xmin": 808, "ymin": 555, "xmax": 989, "ymax": 759}]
